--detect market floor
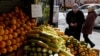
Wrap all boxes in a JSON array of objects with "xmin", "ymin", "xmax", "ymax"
[{"xmin": 58, "ymin": 12, "xmax": 100, "ymax": 50}]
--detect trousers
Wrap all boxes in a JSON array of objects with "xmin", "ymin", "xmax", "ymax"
[{"xmin": 83, "ymin": 34, "xmax": 93, "ymax": 44}]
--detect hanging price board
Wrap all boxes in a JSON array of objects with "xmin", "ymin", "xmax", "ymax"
[{"xmin": 31, "ymin": 4, "xmax": 42, "ymax": 18}]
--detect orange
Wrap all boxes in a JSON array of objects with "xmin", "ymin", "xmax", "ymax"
[
  {"xmin": 27, "ymin": 21, "xmax": 31, "ymax": 27},
  {"xmin": 0, "ymin": 48, "xmax": 7, "ymax": 54},
  {"xmin": 6, "ymin": 46, "xmax": 13, "ymax": 52},
  {"xmin": 7, "ymin": 13, "xmax": 12, "ymax": 18},
  {"xmin": 20, "ymin": 27, "xmax": 24, "ymax": 31},
  {"xmin": 11, "ymin": 25, "xmax": 17, "ymax": 30},
  {"xmin": 15, "ymin": 6, "xmax": 19, "ymax": 13},
  {"xmin": 12, "ymin": 39, "xmax": 16, "ymax": 45},
  {"xmin": 12, "ymin": 45, "xmax": 17, "ymax": 50},
  {"xmin": 24, "ymin": 30, "xmax": 27, "ymax": 35},
  {"xmin": 16, "ymin": 38, "xmax": 21, "ymax": 43},
  {"xmin": 16, "ymin": 29, "xmax": 20, "ymax": 34},
  {"xmin": 0, "ymin": 17, "xmax": 3, "ymax": 21},
  {"xmin": 9, "ymin": 28, "xmax": 13, "ymax": 34},
  {"xmin": 25, "ymin": 25, "xmax": 32, "ymax": 31},
  {"xmin": 20, "ymin": 36, "xmax": 25, "ymax": 42},
  {"xmin": 0, "ymin": 41, "xmax": 6, "ymax": 48},
  {"xmin": 0, "ymin": 28, "xmax": 4, "ymax": 36},
  {"xmin": 20, "ymin": 31, "xmax": 26, "ymax": 36},
  {"xmin": 5, "ymin": 40, "xmax": 12, "ymax": 46},
  {"xmin": 2, "ymin": 24, "xmax": 6, "ymax": 28},
  {"xmin": 8, "ymin": 34, "xmax": 13, "ymax": 40},
  {"xmin": 16, "ymin": 43, "xmax": 20, "ymax": 48},
  {"xmin": 3, "ymin": 35, "xmax": 8, "ymax": 41},
  {"xmin": 4, "ymin": 29, "xmax": 9, "ymax": 35},
  {"xmin": 11, "ymin": 18, "xmax": 17, "ymax": 25},
  {"xmin": 2, "ymin": 13, "xmax": 6, "ymax": 18},
  {"xmin": 0, "ymin": 36, "xmax": 3, "ymax": 41},
  {"xmin": 21, "ymin": 19, "xmax": 26, "ymax": 23},
  {"xmin": 31, "ymin": 19, "xmax": 36, "ymax": 23},
  {"xmin": 20, "ymin": 15, "xmax": 25, "ymax": 20},
  {"xmin": 13, "ymin": 32, "xmax": 18, "ymax": 38},
  {"xmin": 11, "ymin": 11, "xmax": 15, "ymax": 16},
  {"xmin": 16, "ymin": 23, "xmax": 20, "ymax": 28},
  {"xmin": 31, "ymin": 23, "xmax": 36, "ymax": 28}
]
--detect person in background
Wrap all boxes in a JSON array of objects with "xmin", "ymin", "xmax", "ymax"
[
  {"xmin": 65, "ymin": 3, "xmax": 85, "ymax": 41},
  {"xmin": 59, "ymin": 1, "xmax": 62, "ymax": 10},
  {"xmin": 82, "ymin": 6, "xmax": 97, "ymax": 48}
]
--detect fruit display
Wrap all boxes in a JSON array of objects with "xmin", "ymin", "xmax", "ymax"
[
  {"xmin": 55, "ymin": 29, "xmax": 97, "ymax": 56},
  {"xmin": 24, "ymin": 25, "xmax": 73, "ymax": 56},
  {"xmin": 24, "ymin": 25, "xmax": 98, "ymax": 56},
  {"xmin": 0, "ymin": 6, "xmax": 36, "ymax": 55},
  {"xmin": 65, "ymin": 36, "xmax": 97, "ymax": 56}
]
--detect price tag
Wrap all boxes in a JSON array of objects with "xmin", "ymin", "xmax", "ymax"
[{"xmin": 31, "ymin": 4, "xmax": 42, "ymax": 18}]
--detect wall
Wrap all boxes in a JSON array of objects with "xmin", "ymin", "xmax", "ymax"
[{"xmin": 0, "ymin": 0, "xmax": 20, "ymax": 13}]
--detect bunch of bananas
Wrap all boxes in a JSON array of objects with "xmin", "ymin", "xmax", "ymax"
[
  {"xmin": 24, "ymin": 25, "xmax": 73, "ymax": 56},
  {"xmin": 24, "ymin": 25, "xmax": 97, "ymax": 56}
]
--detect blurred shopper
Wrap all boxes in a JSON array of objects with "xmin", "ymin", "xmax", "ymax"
[
  {"xmin": 65, "ymin": 3, "xmax": 85, "ymax": 41},
  {"xmin": 59, "ymin": 1, "xmax": 62, "ymax": 10},
  {"xmin": 82, "ymin": 6, "xmax": 97, "ymax": 48}
]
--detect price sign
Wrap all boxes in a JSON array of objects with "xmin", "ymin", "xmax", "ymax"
[{"xmin": 31, "ymin": 4, "xmax": 42, "ymax": 18}]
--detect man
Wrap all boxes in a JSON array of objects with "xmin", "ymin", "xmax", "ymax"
[{"xmin": 66, "ymin": 3, "xmax": 85, "ymax": 41}]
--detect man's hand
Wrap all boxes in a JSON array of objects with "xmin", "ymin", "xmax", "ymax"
[{"xmin": 70, "ymin": 23, "xmax": 77, "ymax": 27}]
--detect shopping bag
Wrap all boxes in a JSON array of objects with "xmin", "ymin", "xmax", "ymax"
[
  {"xmin": 65, "ymin": 27, "xmax": 76, "ymax": 36},
  {"xmin": 64, "ymin": 28, "xmax": 70, "ymax": 35}
]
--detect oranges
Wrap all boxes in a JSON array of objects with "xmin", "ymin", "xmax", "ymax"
[{"xmin": 0, "ymin": 6, "xmax": 37, "ymax": 54}]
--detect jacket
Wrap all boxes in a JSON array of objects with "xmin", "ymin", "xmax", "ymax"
[
  {"xmin": 66, "ymin": 10, "xmax": 85, "ymax": 32},
  {"xmin": 82, "ymin": 11, "xmax": 97, "ymax": 34}
]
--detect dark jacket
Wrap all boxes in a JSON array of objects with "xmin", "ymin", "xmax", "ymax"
[
  {"xmin": 82, "ymin": 11, "xmax": 97, "ymax": 34},
  {"xmin": 66, "ymin": 10, "xmax": 85, "ymax": 32}
]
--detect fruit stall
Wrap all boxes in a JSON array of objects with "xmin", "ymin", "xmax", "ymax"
[{"xmin": 0, "ymin": 0, "xmax": 99, "ymax": 56}]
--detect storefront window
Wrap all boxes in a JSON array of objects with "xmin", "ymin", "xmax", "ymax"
[{"xmin": 41, "ymin": 0, "xmax": 50, "ymax": 24}]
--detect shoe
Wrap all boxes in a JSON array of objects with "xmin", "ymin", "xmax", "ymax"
[{"xmin": 90, "ymin": 43, "xmax": 95, "ymax": 48}]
